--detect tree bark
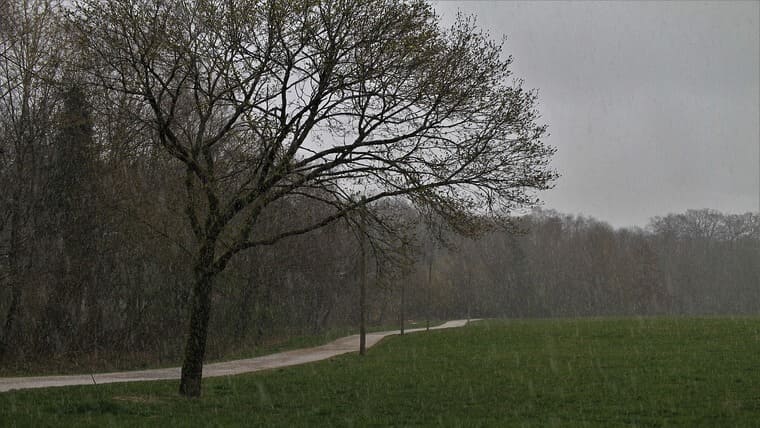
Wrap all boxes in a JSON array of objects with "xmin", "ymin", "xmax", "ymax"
[
  {"xmin": 400, "ymin": 280, "xmax": 405, "ymax": 336},
  {"xmin": 358, "ymin": 200, "xmax": 367, "ymax": 356},
  {"xmin": 426, "ymin": 251, "xmax": 432, "ymax": 332},
  {"xmin": 179, "ymin": 254, "xmax": 216, "ymax": 397},
  {"xmin": 0, "ymin": 275, "xmax": 21, "ymax": 356},
  {"xmin": 1, "ymin": 203, "xmax": 22, "ymax": 356}
]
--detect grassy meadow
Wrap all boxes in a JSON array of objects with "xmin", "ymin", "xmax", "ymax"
[{"xmin": 2, "ymin": 318, "xmax": 759, "ymax": 427}]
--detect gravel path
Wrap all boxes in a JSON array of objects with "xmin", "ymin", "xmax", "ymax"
[{"xmin": 0, "ymin": 319, "xmax": 471, "ymax": 393}]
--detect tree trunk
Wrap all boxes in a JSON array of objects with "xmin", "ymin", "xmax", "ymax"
[
  {"xmin": 235, "ymin": 280, "xmax": 255, "ymax": 339},
  {"xmin": 359, "ymin": 272, "xmax": 366, "ymax": 355},
  {"xmin": 466, "ymin": 268, "xmax": 472, "ymax": 322},
  {"xmin": 0, "ymin": 277, "xmax": 21, "ymax": 356},
  {"xmin": 179, "ymin": 264, "xmax": 215, "ymax": 397},
  {"xmin": 1, "ymin": 205, "xmax": 22, "ymax": 356},
  {"xmin": 358, "ymin": 200, "xmax": 367, "ymax": 356},
  {"xmin": 426, "ymin": 252, "xmax": 432, "ymax": 332},
  {"xmin": 400, "ymin": 280, "xmax": 405, "ymax": 335}
]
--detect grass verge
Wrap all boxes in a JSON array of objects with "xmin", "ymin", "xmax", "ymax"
[
  {"xmin": 0, "ymin": 320, "xmax": 436, "ymax": 377},
  {"xmin": 2, "ymin": 317, "xmax": 759, "ymax": 427}
]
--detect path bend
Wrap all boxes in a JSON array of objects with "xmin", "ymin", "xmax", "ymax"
[{"xmin": 0, "ymin": 319, "xmax": 473, "ymax": 393}]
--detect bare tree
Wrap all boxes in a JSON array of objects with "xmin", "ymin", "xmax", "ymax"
[
  {"xmin": 69, "ymin": 0, "xmax": 556, "ymax": 396},
  {"xmin": 0, "ymin": 0, "xmax": 64, "ymax": 355}
]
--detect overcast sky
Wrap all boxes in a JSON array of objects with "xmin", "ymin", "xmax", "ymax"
[{"xmin": 434, "ymin": 1, "xmax": 760, "ymax": 228}]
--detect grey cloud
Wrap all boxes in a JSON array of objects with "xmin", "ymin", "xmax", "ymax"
[{"xmin": 435, "ymin": 1, "xmax": 759, "ymax": 227}]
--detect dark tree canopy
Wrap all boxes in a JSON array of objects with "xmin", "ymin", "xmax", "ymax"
[
  {"xmin": 67, "ymin": 0, "xmax": 556, "ymax": 396},
  {"xmin": 71, "ymin": 0, "xmax": 554, "ymax": 247}
]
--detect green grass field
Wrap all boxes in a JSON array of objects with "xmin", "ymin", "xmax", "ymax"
[{"xmin": 2, "ymin": 318, "xmax": 759, "ymax": 427}]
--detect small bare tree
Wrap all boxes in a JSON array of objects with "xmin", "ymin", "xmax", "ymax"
[{"xmin": 70, "ymin": 0, "xmax": 556, "ymax": 397}]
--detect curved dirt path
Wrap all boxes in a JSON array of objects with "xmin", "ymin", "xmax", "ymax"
[{"xmin": 0, "ymin": 319, "xmax": 472, "ymax": 393}]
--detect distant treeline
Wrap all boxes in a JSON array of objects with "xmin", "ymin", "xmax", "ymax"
[{"xmin": 434, "ymin": 209, "xmax": 760, "ymax": 320}]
